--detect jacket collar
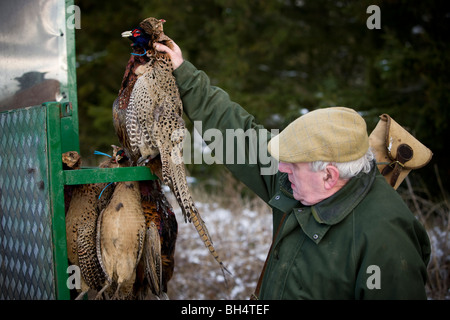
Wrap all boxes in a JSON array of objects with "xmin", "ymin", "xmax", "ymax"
[
  {"xmin": 268, "ymin": 173, "xmax": 299, "ymax": 212},
  {"xmin": 312, "ymin": 162, "xmax": 377, "ymax": 225}
]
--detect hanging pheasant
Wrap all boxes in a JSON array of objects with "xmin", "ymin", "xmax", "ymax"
[
  {"xmin": 63, "ymin": 151, "xmax": 116, "ymax": 300},
  {"xmin": 96, "ymin": 147, "xmax": 146, "ymax": 299},
  {"xmin": 134, "ymin": 178, "xmax": 177, "ymax": 299},
  {"xmin": 113, "ymin": 23, "xmax": 178, "ymax": 299},
  {"xmin": 111, "ymin": 147, "xmax": 175, "ymax": 300},
  {"xmin": 113, "ymin": 28, "xmax": 151, "ymax": 162},
  {"xmin": 121, "ymin": 17, "xmax": 229, "ymax": 278}
]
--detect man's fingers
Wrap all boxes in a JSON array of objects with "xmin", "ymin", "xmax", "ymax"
[
  {"xmin": 154, "ymin": 42, "xmax": 171, "ymax": 53},
  {"xmin": 153, "ymin": 41, "xmax": 184, "ymax": 70}
]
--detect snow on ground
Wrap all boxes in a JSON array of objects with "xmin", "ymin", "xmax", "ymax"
[
  {"xmin": 426, "ymin": 225, "xmax": 450, "ymax": 299},
  {"xmin": 166, "ymin": 195, "xmax": 272, "ymax": 300}
]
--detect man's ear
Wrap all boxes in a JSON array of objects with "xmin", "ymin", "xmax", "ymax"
[{"xmin": 323, "ymin": 165, "xmax": 340, "ymax": 190}]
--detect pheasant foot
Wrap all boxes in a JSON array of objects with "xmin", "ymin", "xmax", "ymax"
[
  {"xmin": 95, "ymin": 283, "xmax": 110, "ymax": 300},
  {"xmin": 75, "ymin": 290, "xmax": 88, "ymax": 300},
  {"xmin": 137, "ymin": 156, "xmax": 151, "ymax": 166}
]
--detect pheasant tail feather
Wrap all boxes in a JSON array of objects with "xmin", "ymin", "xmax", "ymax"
[
  {"xmin": 144, "ymin": 223, "xmax": 164, "ymax": 298},
  {"xmin": 160, "ymin": 144, "xmax": 231, "ymax": 277}
]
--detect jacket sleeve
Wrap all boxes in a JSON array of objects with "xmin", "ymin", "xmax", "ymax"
[{"xmin": 173, "ymin": 61, "xmax": 279, "ymax": 203}]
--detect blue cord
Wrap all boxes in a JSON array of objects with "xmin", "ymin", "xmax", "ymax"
[
  {"xmin": 94, "ymin": 151, "xmax": 114, "ymax": 199},
  {"xmin": 131, "ymin": 48, "xmax": 147, "ymax": 56},
  {"xmin": 98, "ymin": 182, "xmax": 113, "ymax": 199},
  {"xmin": 94, "ymin": 150, "xmax": 112, "ymax": 158}
]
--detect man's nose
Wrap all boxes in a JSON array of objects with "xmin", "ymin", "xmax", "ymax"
[{"xmin": 278, "ymin": 161, "xmax": 292, "ymax": 173}]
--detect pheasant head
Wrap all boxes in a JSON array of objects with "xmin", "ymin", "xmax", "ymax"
[
  {"xmin": 111, "ymin": 144, "xmax": 129, "ymax": 165},
  {"xmin": 62, "ymin": 151, "xmax": 81, "ymax": 170},
  {"xmin": 121, "ymin": 28, "xmax": 152, "ymax": 51},
  {"xmin": 139, "ymin": 17, "xmax": 166, "ymax": 36}
]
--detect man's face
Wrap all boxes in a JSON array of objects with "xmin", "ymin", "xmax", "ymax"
[{"xmin": 278, "ymin": 161, "xmax": 328, "ymax": 206}]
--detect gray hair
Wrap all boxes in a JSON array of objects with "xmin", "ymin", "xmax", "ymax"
[{"xmin": 309, "ymin": 148, "xmax": 375, "ymax": 179}]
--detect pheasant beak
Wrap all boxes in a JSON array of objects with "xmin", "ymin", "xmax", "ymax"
[
  {"xmin": 160, "ymin": 19, "xmax": 166, "ymax": 23},
  {"xmin": 121, "ymin": 30, "xmax": 133, "ymax": 38}
]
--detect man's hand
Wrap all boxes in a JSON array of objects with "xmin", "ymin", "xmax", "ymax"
[{"xmin": 154, "ymin": 41, "xmax": 184, "ymax": 70}]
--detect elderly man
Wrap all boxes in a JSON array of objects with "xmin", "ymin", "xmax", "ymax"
[{"xmin": 155, "ymin": 41, "xmax": 431, "ymax": 299}]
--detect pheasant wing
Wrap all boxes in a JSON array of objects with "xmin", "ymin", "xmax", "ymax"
[{"xmin": 126, "ymin": 74, "xmax": 159, "ymax": 162}]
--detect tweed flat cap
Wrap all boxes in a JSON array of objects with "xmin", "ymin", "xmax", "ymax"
[{"xmin": 268, "ymin": 107, "xmax": 369, "ymax": 163}]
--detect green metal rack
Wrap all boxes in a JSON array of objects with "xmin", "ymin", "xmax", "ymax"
[
  {"xmin": 0, "ymin": 102, "xmax": 157, "ymax": 300},
  {"xmin": 50, "ymin": 102, "xmax": 157, "ymax": 300},
  {"xmin": 0, "ymin": 0, "xmax": 157, "ymax": 300}
]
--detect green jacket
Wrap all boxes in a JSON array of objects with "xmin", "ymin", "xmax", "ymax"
[{"xmin": 173, "ymin": 61, "xmax": 431, "ymax": 300}]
